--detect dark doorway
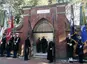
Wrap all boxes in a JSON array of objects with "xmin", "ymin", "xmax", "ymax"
[{"xmin": 33, "ymin": 19, "xmax": 54, "ymax": 58}]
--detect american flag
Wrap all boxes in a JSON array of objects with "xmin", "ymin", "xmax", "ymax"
[{"xmin": 6, "ymin": 11, "xmax": 14, "ymax": 42}]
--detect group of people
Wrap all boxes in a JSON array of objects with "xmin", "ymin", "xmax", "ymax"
[
  {"xmin": 0, "ymin": 31, "xmax": 85, "ymax": 63},
  {"xmin": 36, "ymin": 37, "xmax": 55, "ymax": 63},
  {"xmin": 0, "ymin": 33, "xmax": 55, "ymax": 63},
  {"xmin": 0, "ymin": 33, "xmax": 32, "ymax": 61},
  {"xmin": 0, "ymin": 33, "xmax": 20, "ymax": 58},
  {"xmin": 66, "ymin": 33, "xmax": 84, "ymax": 63},
  {"xmin": 0, "ymin": 33, "xmax": 31, "ymax": 61},
  {"xmin": 36, "ymin": 37, "xmax": 48, "ymax": 53}
]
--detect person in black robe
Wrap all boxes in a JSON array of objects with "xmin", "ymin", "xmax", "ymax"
[
  {"xmin": 66, "ymin": 34, "xmax": 75, "ymax": 62},
  {"xmin": 77, "ymin": 36, "xmax": 84, "ymax": 63},
  {"xmin": 24, "ymin": 37, "xmax": 31, "ymax": 60},
  {"xmin": 0, "ymin": 34, "xmax": 6, "ymax": 57},
  {"xmin": 47, "ymin": 41, "xmax": 55, "ymax": 63},
  {"xmin": 36, "ymin": 37, "xmax": 41, "ymax": 53},
  {"xmin": 41, "ymin": 36, "xmax": 48, "ymax": 53},
  {"xmin": 13, "ymin": 33, "xmax": 20, "ymax": 58}
]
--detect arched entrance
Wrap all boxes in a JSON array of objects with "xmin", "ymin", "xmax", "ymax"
[{"xmin": 33, "ymin": 19, "xmax": 54, "ymax": 58}]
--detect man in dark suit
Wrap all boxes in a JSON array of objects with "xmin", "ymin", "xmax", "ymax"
[
  {"xmin": 6, "ymin": 40, "xmax": 11, "ymax": 57},
  {"xmin": 6, "ymin": 34, "xmax": 15, "ymax": 57},
  {"xmin": 10, "ymin": 34, "xmax": 15, "ymax": 51},
  {"xmin": 13, "ymin": 33, "xmax": 20, "ymax": 58},
  {"xmin": 66, "ymin": 34, "xmax": 75, "ymax": 62},
  {"xmin": 77, "ymin": 36, "xmax": 84, "ymax": 63},
  {"xmin": 0, "ymin": 34, "xmax": 6, "ymax": 57}
]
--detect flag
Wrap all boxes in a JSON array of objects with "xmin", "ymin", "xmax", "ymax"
[
  {"xmin": 70, "ymin": 20, "xmax": 78, "ymax": 42},
  {"xmin": 80, "ymin": 4, "xmax": 87, "ymax": 43},
  {"xmin": 70, "ymin": 5, "xmax": 74, "ymax": 36},
  {"xmin": 0, "ymin": 27, "xmax": 3, "ymax": 43},
  {"xmin": 0, "ymin": 11, "xmax": 7, "ymax": 42},
  {"xmin": 0, "ymin": 26, "xmax": 2, "ymax": 39},
  {"xmin": 6, "ymin": 28, "xmax": 11, "ymax": 41},
  {"xmin": 81, "ymin": 25, "xmax": 87, "ymax": 43},
  {"xmin": 11, "ymin": 16, "xmax": 14, "ymax": 28},
  {"xmin": 4, "ymin": 11, "xmax": 8, "ymax": 30},
  {"xmin": 70, "ymin": 18, "xmax": 74, "ymax": 35},
  {"xmin": 70, "ymin": 5, "xmax": 79, "ymax": 42},
  {"xmin": 6, "ymin": 11, "xmax": 14, "ymax": 42},
  {"xmin": 7, "ymin": 11, "xmax": 14, "ymax": 28}
]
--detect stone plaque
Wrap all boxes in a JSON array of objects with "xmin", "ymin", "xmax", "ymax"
[{"xmin": 37, "ymin": 9, "xmax": 50, "ymax": 14}]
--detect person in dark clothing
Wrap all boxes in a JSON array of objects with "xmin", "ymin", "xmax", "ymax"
[
  {"xmin": 36, "ymin": 37, "xmax": 41, "ymax": 53},
  {"xmin": 47, "ymin": 41, "xmax": 55, "ymax": 63},
  {"xmin": 0, "ymin": 34, "xmax": 6, "ymax": 57},
  {"xmin": 66, "ymin": 34, "xmax": 75, "ymax": 62},
  {"xmin": 77, "ymin": 36, "xmax": 84, "ymax": 63},
  {"xmin": 6, "ymin": 41, "xmax": 11, "ymax": 57},
  {"xmin": 41, "ymin": 36, "xmax": 48, "ymax": 53},
  {"xmin": 10, "ymin": 34, "xmax": 15, "ymax": 51},
  {"xmin": 6, "ymin": 34, "xmax": 15, "ymax": 57},
  {"xmin": 24, "ymin": 37, "xmax": 31, "ymax": 60},
  {"xmin": 13, "ymin": 33, "xmax": 20, "ymax": 58}
]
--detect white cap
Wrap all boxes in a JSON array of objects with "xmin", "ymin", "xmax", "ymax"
[
  {"xmin": 78, "ymin": 36, "xmax": 81, "ymax": 39},
  {"xmin": 68, "ymin": 33, "xmax": 71, "ymax": 37}
]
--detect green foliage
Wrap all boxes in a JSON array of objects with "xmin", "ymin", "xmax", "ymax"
[
  {"xmin": 0, "ymin": 10, "xmax": 4, "ymax": 26},
  {"xmin": 14, "ymin": 14, "xmax": 20, "ymax": 24},
  {"xmin": 24, "ymin": 0, "xmax": 57, "ymax": 6},
  {"xmin": 30, "ymin": 0, "xmax": 38, "ymax": 6},
  {"xmin": 2, "ymin": 0, "xmax": 57, "ymax": 24}
]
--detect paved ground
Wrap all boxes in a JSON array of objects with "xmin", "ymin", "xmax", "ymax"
[{"xmin": 0, "ymin": 57, "xmax": 86, "ymax": 64}]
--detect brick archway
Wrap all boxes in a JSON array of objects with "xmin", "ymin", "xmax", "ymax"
[
  {"xmin": 33, "ymin": 18, "xmax": 54, "ymax": 58},
  {"xmin": 33, "ymin": 18, "xmax": 54, "ymax": 33}
]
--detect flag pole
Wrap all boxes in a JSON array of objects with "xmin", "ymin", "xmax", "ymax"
[
  {"xmin": 80, "ymin": 3, "xmax": 83, "ymax": 27},
  {"xmin": 70, "ymin": 4, "xmax": 75, "ymax": 35},
  {"xmin": 53, "ymin": 7, "xmax": 56, "ymax": 64}
]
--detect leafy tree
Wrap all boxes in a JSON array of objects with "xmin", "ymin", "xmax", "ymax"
[
  {"xmin": 1, "ymin": 0, "xmax": 57, "ymax": 25},
  {"xmin": 14, "ymin": 14, "xmax": 20, "ymax": 24},
  {"xmin": 0, "ymin": 10, "xmax": 4, "ymax": 26}
]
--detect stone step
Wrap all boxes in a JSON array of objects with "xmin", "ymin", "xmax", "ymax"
[{"xmin": 34, "ymin": 53, "xmax": 47, "ymax": 58}]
